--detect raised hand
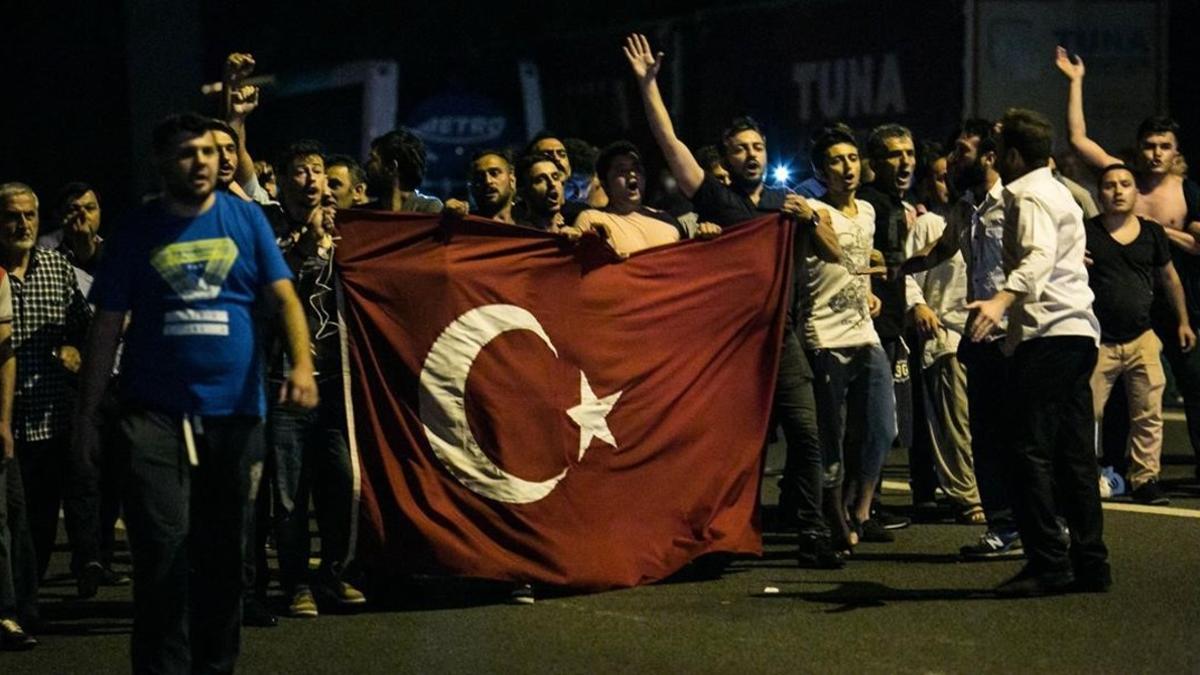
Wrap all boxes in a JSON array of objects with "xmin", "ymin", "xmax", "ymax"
[
  {"xmin": 224, "ymin": 52, "xmax": 256, "ymax": 83},
  {"xmin": 623, "ymin": 33, "xmax": 664, "ymax": 86},
  {"xmin": 1054, "ymin": 46, "xmax": 1085, "ymax": 80},
  {"xmin": 230, "ymin": 84, "xmax": 259, "ymax": 119}
]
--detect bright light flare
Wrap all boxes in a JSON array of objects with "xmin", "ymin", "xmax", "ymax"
[{"xmin": 773, "ymin": 165, "xmax": 791, "ymax": 184}]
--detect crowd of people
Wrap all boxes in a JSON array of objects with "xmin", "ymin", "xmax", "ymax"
[{"xmin": 0, "ymin": 34, "xmax": 1196, "ymax": 674}]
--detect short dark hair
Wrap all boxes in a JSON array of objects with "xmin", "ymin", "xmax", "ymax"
[
  {"xmin": 515, "ymin": 154, "xmax": 565, "ymax": 192},
  {"xmin": 999, "ymin": 108, "xmax": 1054, "ymax": 167},
  {"xmin": 205, "ymin": 118, "xmax": 240, "ymax": 148},
  {"xmin": 696, "ymin": 145, "xmax": 722, "ymax": 171},
  {"xmin": 959, "ymin": 117, "xmax": 998, "ymax": 155},
  {"xmin": 866, "ymin": 124, "xmax": 913, "ymax": 161},
  {"xmin": 151, "ymin": 112, "xmax": 214, "ymax": 157},
  {"xmin": 325, "ymin": 153, "xmax": 366, "ymax": 186},
  {"xmin": 809, "ymin": 123, "xmax": 858, "ymax": 170},
  {"xmin": 595, "ymin": 141, "xmax": 642, "ymax": 185},
  {"xmin": 524, "ymin": 130, "xmax": 563, "ymax": 156},
  {"xmin": 563, "ymin": 138, "xmax": 598, "ymax": 177},
  {"xmin": 55, "ymin": 181, "xmax": 98, "ymax": 210},
  {"xmin": 470, "ymin": 147, "xmax": 514, "ymax": 169},
  {"xmin": 370, "ymin": 129, "xmax": 428, "ymax": 189},
  {"xmin": 915, "ymin": 141, "xmax": 945, "ymax": 182},
  {"xmin": 719, "ymin": 116, "xmax": 765, "ymax": 155},
  {"xmin": 1096, "ymin": 163, "xmax": 1135, "ymax": 188},
  {"xmin": 1136, "ymin": 116, "xmax": 1181, "ymax": 143},
  {"xmin": 274, "ymin": 139, "xmax": 325, "ymax": 176}
]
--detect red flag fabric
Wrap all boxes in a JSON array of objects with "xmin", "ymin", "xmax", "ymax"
[{"xmin": 336, "ymin": 213, "xmax": 793, "ymax": 590}]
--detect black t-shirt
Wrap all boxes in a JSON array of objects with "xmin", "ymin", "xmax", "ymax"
[
  {"xmin": 857, "ymin": 184, "xmax": 909, "ymax": 340},
  {"xmin": 1086, "ymin": 216, "xmax": 1170, "ymax": 343},
  {"xmin": 690, "ymin": 175, "xmax": 788, "ymax": 227}
]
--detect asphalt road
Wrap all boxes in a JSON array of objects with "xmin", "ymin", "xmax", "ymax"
[{"xmin": 7, "ymin": 421, "xmax": 1200, "ymax": 674}]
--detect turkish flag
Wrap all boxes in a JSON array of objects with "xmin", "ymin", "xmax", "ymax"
[{"xmin": 336, "ymin": 213, "xmax": 793, "ymax": 590}]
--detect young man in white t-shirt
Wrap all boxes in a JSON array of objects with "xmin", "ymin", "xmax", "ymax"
[{"xmin": 798, "ymin": 126, "xmax": 898, "ymax": 550}]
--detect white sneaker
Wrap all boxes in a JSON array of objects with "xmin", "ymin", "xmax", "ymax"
[{"xmin": 1099, "ymin": 466, "xmax": 1126, "ymax": 499}]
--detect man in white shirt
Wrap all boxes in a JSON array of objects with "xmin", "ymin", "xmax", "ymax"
[
  {"xmin": 966, "ymin": 108, "xmax": 1109, "ymax": 596},
  {"xmin": 799, "ymin": 126, "xmax": 897, "ymax": 549}
]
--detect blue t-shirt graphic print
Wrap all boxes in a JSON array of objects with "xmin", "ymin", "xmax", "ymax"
[{"xmin": 90, "ymin": 192, "xmax": 292, "ymax": 416}]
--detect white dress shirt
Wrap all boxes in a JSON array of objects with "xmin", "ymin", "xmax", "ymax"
[{"xmin": 1000, "ymin": 166, "xmax": 1100, "ymax": 351}]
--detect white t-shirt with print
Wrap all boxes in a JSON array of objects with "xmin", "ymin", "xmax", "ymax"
[{"xmin": 799, "ymin": 198, "xmax": 881, "ymax": 350}]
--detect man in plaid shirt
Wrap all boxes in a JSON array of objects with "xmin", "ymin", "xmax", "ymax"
[{"xmin": 0, "ymin": 183, "xmax": 94, "ymax": 595}]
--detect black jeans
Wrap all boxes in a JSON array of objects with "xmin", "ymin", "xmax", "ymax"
[
  {"xmin": 120, "ymin": 406, "xmax": 261, "ymax": 675},
  {"xmin": 270, "ymin": 381, "xmax": 355, "ymax": 592},
  {"xmin": 775, "ymin": 328, "xmax": 826, "ymax": 537},
  {"xmin": 957, "ymin": 339, "xmax": 1017, "ymax": 531},
  {"xmin": 1010, "ymin": 336, "xmax": 1107, "ymax": 574}
]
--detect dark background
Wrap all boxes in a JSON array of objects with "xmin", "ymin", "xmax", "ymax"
[{"xmin": 2, "ymin": 0, "xmax": 1197, "ymax": 222}]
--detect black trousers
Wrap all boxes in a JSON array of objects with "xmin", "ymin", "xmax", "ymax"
[
  {"xmin": 1010, "ymin": 336, "xmax": 1107, "ymax": 574},
  {"xmin": 1156, "ymin": 318, "xmax": 1200, "ymax": 468},
  {"xmin": 17, "ymin": 435, "xmax": 99, "ymax": 580},
  {"xmin": 957, "ymin": 339, "xmax": 1017, "ymax": 531},
  {"xmin": 0, "ymin": 456, "xmax": 38, "ymax": 624},
  {"xmin": 775, "ymin": 328, "xmax": 826, "ymax": 537},
  {"xmin": 120, "ymin": 406, "xmax": 261, "ymax": 675}
]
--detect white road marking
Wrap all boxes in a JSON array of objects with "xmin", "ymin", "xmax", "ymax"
[{"xmin": 880, "ymin": 480, "xmax": 1200, "ymax": 520}]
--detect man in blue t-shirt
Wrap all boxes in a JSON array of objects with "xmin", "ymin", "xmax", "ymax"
[{"xmin": 73, "ymin": 113, "xmax": 317, "ymax": 674}]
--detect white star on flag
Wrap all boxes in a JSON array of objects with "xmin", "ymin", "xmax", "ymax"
[{"xmin": 566, "ymin": 371, "xmax": 623, "ymax": 460}]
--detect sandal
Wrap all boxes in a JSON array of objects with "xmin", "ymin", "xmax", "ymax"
[{"xmin": 956, "ymin": 505, "xmax": 986, "ymax": 525}]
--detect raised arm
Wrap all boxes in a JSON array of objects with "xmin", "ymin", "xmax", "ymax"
[
  {"xmin": 623, "ymin": 34, "xmax": 705, "ymax": 198},
  {"xmin": 224, "ymin": 53, "xmax": 261, "ymax": 190},
  {"xmin": 1054, "ymin": 46, "xmax": 1122, "ymax": 169}
]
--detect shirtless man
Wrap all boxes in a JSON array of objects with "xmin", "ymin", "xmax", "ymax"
[{"xmin": 1056, "ymin": 46, "xmax": 1200, "ymax": 479}]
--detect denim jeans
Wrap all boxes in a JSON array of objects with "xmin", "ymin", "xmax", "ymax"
[
  {"xmin": 808, "ymin": 344, "xmax": 898, "ymax": 488},
  {"xmin": 120, "ymin": 406, "xmax": 261, "ymax": 675},
  {"xmin": 270, "ymin": 381, "xmax": 354, "ymax": 593}
]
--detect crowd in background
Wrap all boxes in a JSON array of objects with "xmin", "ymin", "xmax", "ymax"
[{"xmin": 0, "ymin": 34, "xmax": 1197, "ymax": 675}]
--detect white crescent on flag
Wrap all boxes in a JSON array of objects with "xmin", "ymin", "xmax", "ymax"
[{"xmin": 418, "ymin": 304, "xmax": 622, "ymax": 504}]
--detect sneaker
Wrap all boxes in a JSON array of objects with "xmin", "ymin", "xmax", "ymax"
[
  {"xmin": 797, "ymin": 533, "xmax": 846, "ymax": 569},
  {"xmin": 0, "ymin": 618, "xmax": 37, "ymax": 651},
  {"xmin": 855, "ymin": 518, "xmax": 895, "ymax": 543},
  {"xmin": 960, "ymin": 529, "xmax": 1023, "ymax": 560},
  {"xmin": 243, "ymin": 597, "xmax": 278, "ymax": 627},
  {"xmin": 1131, "ymin": 479, "xmax": 1170, "ymax": 506},
  {"xmin": 995, "ymin": 564, "xmax": 1074, "ymax": 597},
  {"xmin": 510, "ymin": 583, "xmax": 536, "ymax": 605},
  {"xmin": 100, "ymin": 567, "xmax": 132, "ymax": 587},
  {"xmin": 288, "ymin": 588, "xmax": 319, "ymax": 618},
  {"xmin": 77, "ymin": 561, "xmax": 104, "ymax": 600},
  {"xmin": 315, "ymin": 580, "xmax": 367, "ymax": 607},
  {"xmin": 1098, "ymin": 466, "xmax": 1126, "ymax": 499},
  {"xmin": 871, "ymin": 506, "xmax": 911, "ymax": 530}
]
